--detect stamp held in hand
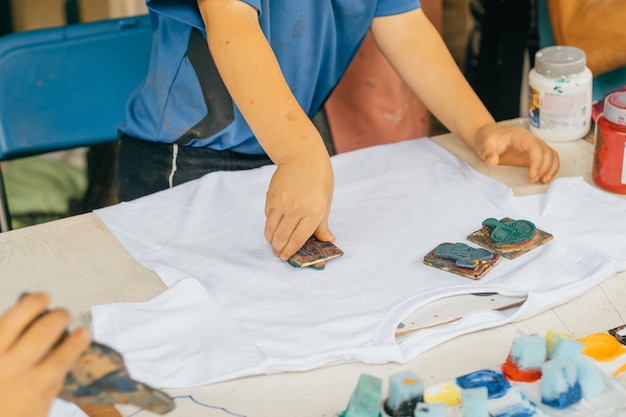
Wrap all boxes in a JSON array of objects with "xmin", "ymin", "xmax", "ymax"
[{"xmin": 287, "ymin": 236, "xmax": 344, "ymax": 270}]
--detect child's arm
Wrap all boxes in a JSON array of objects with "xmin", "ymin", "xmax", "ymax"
[
  {"xmin": 197, "ymin": 0, "xmax": 335, "ymax": 260},
  {"xmin": 371, "ymin": 8, "xmax": 560, "ymax": 184}
]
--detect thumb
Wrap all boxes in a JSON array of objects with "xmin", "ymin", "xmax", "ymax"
[
  {"xmin": 482, "ymin": 150, "xmax": 500, "ymax": 167},
  {"xmin": 314, "ymin": 219, "xmax": 335, "ymax": 243}
]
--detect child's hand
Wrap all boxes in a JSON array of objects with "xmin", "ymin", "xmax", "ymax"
[
  {"xmin": 264, "ymin": 152, "xmax": 335, "ymax": 261},
  {"xmin": 0, "ymin": 293, "xmax": 91, "ymax": 417},
  {"xmin": 472, "ymin": 124, "xmax": 560, "ymax": 184}
]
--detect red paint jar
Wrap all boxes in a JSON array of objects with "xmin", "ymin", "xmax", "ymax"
[{"xmin": 593, "ymin": 91, "xmax": 626, "ymax": 194}]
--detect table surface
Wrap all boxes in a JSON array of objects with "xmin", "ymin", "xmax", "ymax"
[{"xmin": 2, "ymin": 121, "xmax": 625, "ymax": 417}]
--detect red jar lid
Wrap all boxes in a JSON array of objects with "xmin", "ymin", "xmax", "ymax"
[{"xmin": 604, "ymin": 91, "xmax": 626, "ymax": 126}]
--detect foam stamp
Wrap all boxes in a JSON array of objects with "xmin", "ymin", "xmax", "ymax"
[
  {"xmin": 546, "ymin": 331, "xmax": 584, "ymax": 361},
  {"xmin": 461, "ymin": 386, "xmax": 489, "ymax": 417},
  {"xmin": 546, "ymin": 331, "xmax": 606, "ymax": 399},
  {"xmin": 501, "ymin": 334, "xmax": 546, "ymax": 383},
  {"xmin": 467, "ymin": 217, "xmax": 552, "ymax": 259},
  {"xmin": 384, "ymin": 370, "xmax": 424, "ymax": 416},
  {"xmin": 339, "ymin": 373, "xmax": 382, "ymax": 417},
  {"xmin": 541, "ymin": 358, "xmax": 582, "ymax": 409},
  {"xmin": 423, "ymin": 242, "xmax": 501, "ymax": 280}
]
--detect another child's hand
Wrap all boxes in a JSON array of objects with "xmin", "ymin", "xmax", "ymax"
[
  {"xmin": 472, "ymin": 123, "xmax": 560, "ymax": 184},
  {"xmin": 264, "ymin": 151, "xmax": 335, "ymax": 261},
  {"xmin": 0, "ymin": 293, "xmax": 91, "ymax": 417}
]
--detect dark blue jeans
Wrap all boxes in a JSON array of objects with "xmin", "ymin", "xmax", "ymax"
[{"xmin": 115, "ymin": 136, "xmax": 274, "ymax": 202}]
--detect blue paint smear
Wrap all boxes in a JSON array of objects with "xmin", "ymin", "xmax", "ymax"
[
  {"xmin": 491, "ymin": 390, "xmax": 544, "ymax": 417},
  {"xmin": 456, "ymin": 369, "xmax": 511, "ymax": 399},
  {"xmin": 127, "ymin": 395, "xmax": 247, "ymax": 417},
  {"xmin": 541, "ymin": 381, "xmax": 582, "ymax": 409},
  {"xmin": 492, "ymin": 403, "xmax": 537, "ymax": 417}
]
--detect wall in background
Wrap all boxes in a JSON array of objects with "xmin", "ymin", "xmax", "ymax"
[
  {"xmin": 10, "ymin": 0, "xmax": 66, "ymax": 31},
  {"xmin": 79, "ymin": 0, "xmax": 147, "ymax": 22},
  {"xmin": 10, "ymin": 0, "xmax": 147, "ymax": 31}
]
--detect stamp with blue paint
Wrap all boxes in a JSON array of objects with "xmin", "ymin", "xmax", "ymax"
[
  {"xmin": 482, "ymin": 218, "xmax": 536, "ymax": 246},
  {"xmin": 541, "ymin": 358, "xmax": 583, "ymax": 409},
  {"xmin": 423, "ymin": 242, "xmax": 501, "ymax": 280},
  {"xmin": 467, "ymin": 217, "xmax": 553, "ymax": 259},
  {"xmin": 434, "ymin": 243, "xmax": 494, "ymax": 268}
]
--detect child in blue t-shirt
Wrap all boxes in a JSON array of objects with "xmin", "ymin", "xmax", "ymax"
[{"xmin": 116, "ymin": 0, "xmax": 560, "ymax": 262}]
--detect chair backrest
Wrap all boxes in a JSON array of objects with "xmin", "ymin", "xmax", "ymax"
[
  {"xmin": 0, "ymin": 14, "xmax": 152, "ymax": 231},
  {"xmin": 0, "ymin": 14, "xmax": 152, "ymax": 160}
]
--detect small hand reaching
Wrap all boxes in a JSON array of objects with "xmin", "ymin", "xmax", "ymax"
[{"xmin": 473, "ymin": 123, "xmax": 560, "ymax": 184}]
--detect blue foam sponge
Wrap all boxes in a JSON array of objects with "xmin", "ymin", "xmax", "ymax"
[
  {"xmin": 510, "ymin": 334, "xmax": 546, "ymax": 370},
  {"xmin": 576, "ymin": 358, "xmax": 606, "ymax": 399},
  {"xmin": 545, "ymin": 331, "xmax": 606, "ymax": 399},
  {"xmin": 461, "ymin": 387, "xmax": 489, "ymax": 417},
  {"xmin": 546, "ymin": 331, "xmax": 583, "ymax": 361},
  {"xmin": 541, "ymin": 358, "xmax": 582, "ymax": 408},
  {"xmin": 385, "ymin": 370, "xmax": 423, "ymax": 416},
  {"xmin": 340, "ymin": 374, "xmax": 382, "ymax": 417}
]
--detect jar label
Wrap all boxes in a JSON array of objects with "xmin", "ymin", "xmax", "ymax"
[{"xmin": 529, "ymin": 86, "xmax": 589, "ymax": 131}]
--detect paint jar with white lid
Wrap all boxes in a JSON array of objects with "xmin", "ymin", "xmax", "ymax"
[{"xmin": 528, "ymin": 46, "xmax": 593, "ymax": 142}]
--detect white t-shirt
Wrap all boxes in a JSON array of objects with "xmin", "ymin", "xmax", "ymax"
[{"xmin": 93, "ymin": 138, "xmax": 626, "ymax": 388}]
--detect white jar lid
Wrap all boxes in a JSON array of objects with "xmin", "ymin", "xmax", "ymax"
[
  {"xmin": 534, "ymin": 46, "xmax": 587, "ymax": 78},
  {"xmin": 604, "ymin": 91, "xmax": 626, "ymax": 126}
]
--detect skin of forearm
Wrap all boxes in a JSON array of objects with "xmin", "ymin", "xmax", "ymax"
[
  {"xmin": 371, "ymin": 9, "xmax": 495, "ymax": 150},
  {"xmin": 549, "ymin": 0, "xmax": 626, "ymax": 75},
  {"xmin": 197, "ymin": 0, "xmax": 329, "ymax": 164}
]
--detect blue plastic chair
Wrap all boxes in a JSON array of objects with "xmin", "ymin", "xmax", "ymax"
[{"xmin": 0, "ymin": 14, "xmax": 152, "ymax": 232}]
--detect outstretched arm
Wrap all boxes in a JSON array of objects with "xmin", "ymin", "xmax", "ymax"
[
  {"xmin": 548, "ymin": 0, "xmax": 626, "ymax": 76},
  {"xmin": 371, "ymin": 8, "xmax": 559, "ymax": 184},
  {"xmin": 0, "ymin": 293, "xmax": 91, "ymax": 417},
  {"xmin": 197, "ymin": 0, "xmax": 335, "ymax": 260}
]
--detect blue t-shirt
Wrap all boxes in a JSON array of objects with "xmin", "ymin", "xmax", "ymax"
[{"xmin": 120, "ymin": 0, "xmax": 420, "ymax": 154}]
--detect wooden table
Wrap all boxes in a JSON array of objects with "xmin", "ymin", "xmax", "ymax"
[{"xmin": 1, "ymin": 123, "xmax": 625, "ymax": 416}]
